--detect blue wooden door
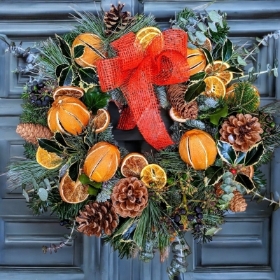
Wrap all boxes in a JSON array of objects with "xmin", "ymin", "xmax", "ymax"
[{"xmin": 0, "ymin": 1, "xmax": 279, "ymax": 279}]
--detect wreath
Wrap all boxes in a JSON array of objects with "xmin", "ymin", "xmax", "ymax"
[{"xmin": 4, "ymin": 3, "xmax": 280, "ymax": 279}]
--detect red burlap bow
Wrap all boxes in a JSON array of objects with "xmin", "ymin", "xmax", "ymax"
[{"xmin": 96, "ymin": 29, "xmax": 190, "ymax": 150}]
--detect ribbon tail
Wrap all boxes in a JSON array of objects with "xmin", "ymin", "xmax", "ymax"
[{"xmin": 117, "ymin": 107, "xmax": 137, "ymax": 130}]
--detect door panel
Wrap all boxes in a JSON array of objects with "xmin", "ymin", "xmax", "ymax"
[{"xmin": 0, "ymin": 1, "xmax": 279, "ymax": 279}]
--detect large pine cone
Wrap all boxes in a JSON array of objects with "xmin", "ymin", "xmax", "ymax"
[
  {"xmin": 111, "ymin": 177, "xmax": 148, "ymax": 218},
  {"xmin": 219, "ymin": 113, "xmax": 263, "ymax": 152},
  {"xmin": 76, "ymin": 201, "xmax": 118, "ymax": 237},
  {"xmin": 229, "ymin": 191, "xmax": 247, "ymax": 212},
  {"xmin": 103, "ymin": 3, "xmax": 134, "ymax": 36},
  {"xmin": 166, "ymin": 84, "xmax": 198, "ymax": 119},
  {"xmin": 16, "ymin": 123, "xmax": 53, "ymax": 145}
]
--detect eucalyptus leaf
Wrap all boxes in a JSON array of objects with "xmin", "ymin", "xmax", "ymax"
[
  {"xmin": 43, "ymin": 178, "xmax": 52, "ymax": 191},
  {"xmin": 38, "ymin": 188, "xmax": 48, "ymax": 201},
  {"xmin": 195, "ymin": 31, "xmax": 207, "ymax": 42},
  {"xmin": 22, "ymin": 189, "xmax": 30, "ymax": 202},
  {"xmin": 222, "ymin": 39, "xmax": 233, "ymax": 62},
  {"xmin": 204, "ymin": 166, "xmax": 224, "ymax": 186},
  {"xmin": 205, "ymin": 227, "xmax": 222, "ymax": 236},
  {"xmin": 209, "ymin": 105, "xmax": 228, "ymax": 125},
  {"xmin": 185, "ymin": 80, "xmax": 206, "ymax": 102},
  {"xmin": 274, "ymin": 68, "xmax": 278, "ymax": 77},
  {"xmin": 237, "ymin": 56, "xmax": 247, "ymax": 66},
  {"xmin": 243, "ymin": 142, "xmax": 264, "ymax": 166},
  {"xmin": 235, "ymin": 173, "xmax": 255, "ymax": 193},
  {"xmin": 208, "ymin": 10, "xmax": 221, "ymax": 22},
  {"xmin": 197, "ymin": 22, "xmax": 207, "ymax": 32},
  {"xmin": 217, "ymin": 141, "xmax": 236, "ymax": 164},
  {"xmin": 69, "ymin": 161, "xmax": 80, "ymax": 182},
  {"xmin": 208, "ymin": 22, "xmax": 217, "ymax": 33},
  {"xmin": 38, "ymin": 138, "xmax": 63, "ymax": 154}
]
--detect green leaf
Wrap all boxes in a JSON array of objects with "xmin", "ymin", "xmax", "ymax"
[
  {"xmin": 226, "ymin": 66, "xmax": 243, "ymax": 74},
  {"xmin": 79, "ymin": 174, "xmax": 91, "ymax": 185},
  {"xmin": 185, "ymin": 81, "xmax": 206, "ymax": 102},
  {"xmin": 54, "ymin": 132, "xmax": 67, "ymax": 147},
  {"xmin": 55, "ymin": 34, "xmax": 71, "ymax": 61},
  {"xmin": 244, "ymin": 142, "xmax": 264, "ymax": 166},
  {"xmin": 235, "ymin": 152, "xmax": 246, "ymax": 165},
  {"xmin": 222, "ymin": 39, "xmax": 233, "ymax": 61},
  {"xmin": 189, "ymin": 71, "xmax": 206, "ymax": 82},
  {"xmin": 201, "ymin": 48, "xmax": 213, "ymax": 65},
  {"xmin": 235, "ymin": 173, "xmax": 255, "ymax": 193},
  {"xmin": 208, "ymin": 10, "xmax": 221, "ymax": 22},
  {"xmin": 69, "ymin": 161, "xmax": 80, "ymax": 182},
  {"xmin": 55, "ymin": 64, "xmax": 69, "ymax": 79},
  {"xmin": 38, "ymin": 138, "xmax": 63, "ymax": 154},
  {"xmin": 78, "ymin": 67, "xmax": 99, "ymax": 86},
  {"xmin": 58, "ymin": 66, "xmax": 74, "ymax": 86},
  {"xmin": 209, "ymin": 105, "xmax": 228, "ymax": 125},
  {"xmin": 82, "ymin": 87, "xmax": 110, "ymax": 113},
  {"xmin": 204, "ymin": 166, "xmax": 224, "ymax": 186},
  {"xmin": 88, "ymin": 186, "xmax": 98, "ymax": 196},
  {"xmin": 217, "ymin": 141, "xmax": 237, "ymax": 164},
  {"xmin": 73, "ymin": 45, "xmax": 85, "ymax": 59}
]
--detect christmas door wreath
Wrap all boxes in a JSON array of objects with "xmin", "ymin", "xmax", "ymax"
[{"xmin": 5, "ymin": 3, "xmax": 280, "ymax": 279}]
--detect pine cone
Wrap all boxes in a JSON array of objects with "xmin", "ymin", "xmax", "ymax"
[
  {"xmin": 76, "ymin": 201, "xmax": 118, "ymax": 237},
  {"xmin": 16, "ymin": 123, "xmax": 53, "ymax": 145},
  {"xmin": 111, "ymin": 177, "xmax": 148, "ymax": 218},
  {"xmin": 229, "ymin": 191, "xmax": 247, "ymax": 212},
  {"xmin": 219, "ymin": 113, "xmax": 263, "ymax": 152},
  {"xmin": 103, "ymin": 3, "xmax": 134, "ymax": 36},
  {"xmin": 214, "ymin": 183, "xmax": 224, "ymax": 197},
  {"xmin": 166, "ymin": 84, "xmax": 198, "ymax": 119}
]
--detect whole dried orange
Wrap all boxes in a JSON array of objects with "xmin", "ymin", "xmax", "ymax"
[
  {"xmin": 52, "ymin": 86, "xmax": 84, "ymax": 100},
  {"xmin": 47, "ymin": 96, "xmax": 90, "ymax": 135},
  {"xmin": 205, "ymin": 61, "xmax": 233, "ymax": 85},
  {"xmin": 136, "ymin": 27, "xmax": 162, "ymax": 49},
  {"xmin": 187, "ymin": 48, "xmax": 207, "ymax": 76},
  {"xmin": 59, "ymin": 173, "xmax": 89, "ymax": 204},
  {"xmin": 36, "ymin": 146, "xmax": 62, "ymax": 170},
  {"xmin": 83, "ymin": 141, "xmax": 120, "ymax": 182},
  {"xmin": 179, "ymin": 129, "xmax": 217, "ymax": 170},
  {"xmin": 120, "ymin": 152, "xmax": 148, "ymax": 177},
  {"xmin": 140, "ymin": 164, "xmax": 167, "ymax": 189},
  {"xmin": 92, "ymin": 108, "xmax": 110, "ymax": 133},
  {"xmin": 203, "ymin": 76, "xmax": 226, "ymax": 98},
  {"xmin": 71, "ymin": 33, "xmax": 104, "ymax": 68}
]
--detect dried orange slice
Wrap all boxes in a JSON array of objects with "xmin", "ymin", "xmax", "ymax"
[
  {"xmin": 136, "ymin": 27, "xmax": 162, "ymax": 49},
  {"xmin": 205, "ymin": 61, "xmax": 233, "ymax": 85},
  {"xmin": 203, "ymin": 76, "xmax": 226, "ymax": 98},
  {"xmin": 59, "ymin": 173, "xmax": 89, "ymax": 204},
  {"xmin": 169, "ymin": 107, "xmax": 188, "ymax": 123},
  {"xmin": 92, "ymin": 108, "xmax": 110, "ymax": 133},
  {"xmin": 239, "ymin": 165, "xmax": 254, "ymax": 179},
  {"xmin": 140, "ymin": 164, "xmax": 167, "ymax": 189},
  {"xmin": 36, "ymin": 146, "xmax": 62, "ymax": 170},
  {"xmin": 120, "ymin": 153, "xmax": 148, "ymax": 177},
  {"xmin": 53, "ymin": 86, "xmax": 84, "ymax": 100},
  {"xmin": 200, "ymin": 38, "xmax": 212, "ymax": 52}
]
